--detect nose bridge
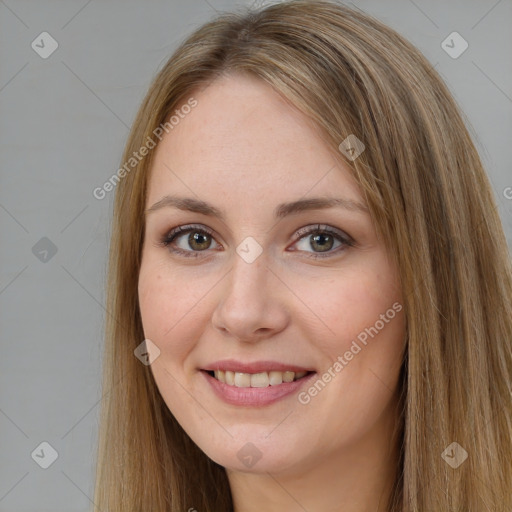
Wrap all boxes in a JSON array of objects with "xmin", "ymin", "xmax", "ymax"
[
  {"xmin": 226, "ymin": 244, "xmax": 270, "ymax": 306},
  {"xmin": 211, "ymin": 243, "xmax": 288, "ymax": 340},
  {"xmin": 221, "ymin": 231, "xmax": 269, "ymax": 293}
]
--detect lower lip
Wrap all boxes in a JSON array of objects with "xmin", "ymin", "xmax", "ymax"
[{"xmin": 201, "ymin": 370, "xmax": 316, "ymax": 407}]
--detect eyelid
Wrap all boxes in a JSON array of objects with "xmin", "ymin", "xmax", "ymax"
[{"xmin": 293, "ymin": 224, "xmax": 353, "ymax": 244}]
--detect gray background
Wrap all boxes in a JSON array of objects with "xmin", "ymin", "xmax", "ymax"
[{"xmin": 0, "ymin": 0, "xmax": 511, "ymax": 510}]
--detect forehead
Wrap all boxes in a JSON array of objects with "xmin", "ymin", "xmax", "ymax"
[{"xmin": 146, "ymin": 73, "xmax": 362, "ymax": 210}]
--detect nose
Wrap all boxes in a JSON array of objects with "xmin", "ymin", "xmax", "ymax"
[{"xmin": 211, "ymin": 250, "xmax": 289, "ymax": 343}]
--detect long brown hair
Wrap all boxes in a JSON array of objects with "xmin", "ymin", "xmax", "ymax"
[{"xmin": 93, "ymin": 1, "xmax": 512, "ymax": 510}]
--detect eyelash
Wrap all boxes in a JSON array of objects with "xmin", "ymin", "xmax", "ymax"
[{"xmin": 157, "ymin": 223, "xmax": 355, "ymax": 260}]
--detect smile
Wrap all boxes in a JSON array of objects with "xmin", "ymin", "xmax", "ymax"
[
  {"xmin": 208, "ymin": 370, "xmax": 310, "ymax": 387},
  {"xmin": 200, "ymin": 361, "xmax": 316, "ymax": 406}
]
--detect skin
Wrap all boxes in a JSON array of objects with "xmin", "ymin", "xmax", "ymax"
[{"xmin": 138, "ymin": 72, "xmax": 406, "ymax": 511}]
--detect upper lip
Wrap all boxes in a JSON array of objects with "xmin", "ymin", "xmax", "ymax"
[{"xmin": 202, "ymin": 359, "xmax": 315, "ymax": 373}]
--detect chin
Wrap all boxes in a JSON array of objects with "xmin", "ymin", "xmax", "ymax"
[{"xmin": 195, "ymin": 429, "xmax": 304, "ymax": 475}]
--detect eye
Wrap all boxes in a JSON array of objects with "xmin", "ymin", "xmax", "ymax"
[
  {"xmin": 290, "ymin": 224, "xmax": 354, "ymax": 259},
  {"xmin": 157, "ymin": 223, "xmax": 354, "ymax": 259},
  {"xmin": 157, "ymin": 224, "xmax": 220, "ymax": 258}
]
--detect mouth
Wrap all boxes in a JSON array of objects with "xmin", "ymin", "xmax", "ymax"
[
  {"xmin": 203, "ymin": 369, "xmax": 313, "ymax": 388},
  {"xmin": 200, "ymin": 361, "xmax": 317, "ymax": 406},
  {"xmin": 198, "ymin": 359, "xmax": 316, "ymax": 407}
]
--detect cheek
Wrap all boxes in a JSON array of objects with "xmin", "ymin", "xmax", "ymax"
[
  {"xmin": 306, "ymin": 261, "xmax": 402, "ymax": 356},
  {"xmin": 297, "ymin": 278, "xmax": 404, "ymax": 450},
  {"xmin": 300, "ymin": 261, "xmax": 405, "ymax": 427},
  {"xmin": 138, "ymin": 263, "xmax": 206, "ymax": 417},
  {"xmin": 138, "ymin": 260, "xmax": 205, "ymax": 364}
]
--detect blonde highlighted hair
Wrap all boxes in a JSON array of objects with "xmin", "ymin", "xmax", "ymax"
[{"xmin": 93, "ymin": 1, "xmax": 512, "ymax": 510}]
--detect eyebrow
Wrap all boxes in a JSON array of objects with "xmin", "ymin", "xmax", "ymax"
[{"xmin": 145, "ymin": 194, "xmax": 369, "ymax": 220}]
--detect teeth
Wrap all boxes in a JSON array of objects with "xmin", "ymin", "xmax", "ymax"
[
  {"xmin": 250, "ymin": 372, "xmax": 270, "ymax": 388},
  {"xmin": 225, "ymin": 370, "xmax": 235, "ymax": 386},
  {"xmin": 212, "ymin": 370, "xmax": 310, "ymax": 387},
  {"xmin": 282, "ymin": 371, "xmax": 295, "ymax": 383},
  {"xmin": 268, "ymin": 371, "xmax": 283, "ymax": 386},
  {"xmin": 234, "ymin": 372, "xmax": 251, "ymax": 387}
]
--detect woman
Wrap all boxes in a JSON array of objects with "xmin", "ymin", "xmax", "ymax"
[{"xmin": 93, "ymin": 1, "xmax": 512, "ymax": 510}]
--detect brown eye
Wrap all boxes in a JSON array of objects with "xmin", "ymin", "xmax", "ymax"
[
  {"xmin": 309, "ymin": 232, "xmax": 335, "ymax": 252},
  {"xmin": 291, "ymin": 224, "xmax": 354, "ymax": 258},
  {"xmin": 186, "ymin": 231, "xmax": 212, "ymax": 251},
  {"xmin": 159, "ymin": 224, "xmax": 219, "ymax": 258},
  {"xmin": 159, "ymin": 223, "xmax": 354, "ymax": 260}
]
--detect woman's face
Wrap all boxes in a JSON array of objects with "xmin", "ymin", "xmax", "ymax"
[{"xmin": 138, "ymin": 73, "xmax": 405, "ymax": 475}]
